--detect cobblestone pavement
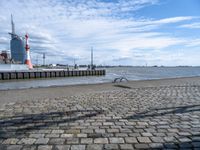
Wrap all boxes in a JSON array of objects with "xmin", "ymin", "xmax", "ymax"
[{"xmin": 0, "ymin": 83, "xmax": 200, "ymax": 149}]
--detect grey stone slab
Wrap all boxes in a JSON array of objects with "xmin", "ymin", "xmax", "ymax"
[
  {"xmin": 141, "ymin": 132, "xmax": 153, "ymax": 137},
  {"xmin": 81, "ymin": 138, "xmax": 93, "ymax": 144},
  {"xmin": 109, "ymin": 137, "xmax": 124, "ymax": 144},
  {"xmin": 17, "ymin": 138, "xmax": 36, "ymax": 144},
  {"xmin": 164, "ymin": 136, "xmax": 176, "ymax": 142},
  {"xmin": 29, "ymin": 134, "xmax": 44, "ymax": 138},
  {"xmin": 38, "ymin": 145, "xmax": 52, "ymax": 150},
  {"xmin": 52, "ymin": 130, "xmax": 64, "ymax": 134},
  {"xmin": 61, "ymin": 134, "xmax": 74, "ymax": 138},
  {"xmin": 179, "ymin": 142, "xmax": 193, "ymax": 148},
  {"xmin": 45, "ymin": 134, "xmax": 60, "ymax": 138},
  {"xmin": 21, "ymin": 145, "xmax": 37, "ymax": 150},
  {"xmin": 120, "ymin": 144, "xmax": 134, "ymax": 150},
  {"xmin": 49, "ymin": 138, "xmax": 65, "ymax": 144},
  {"xmin": 104, "ymin": 144, "xmax": 119, "ymax": 150},
  {"xmin": 71, "ymin": 145, "xmax": 86, "ymax": 150},
  {"xmin": 164, "ymin": 143, "xmax": 178, "ymax": 149},
  {"xmin": 77, "ymin": 134, "xmax": 87, "ymax": 138},
  {"xmin": 192, "ymin": 136, "xmax": 200, "ymax": 141},
  {"xmin": 150, "ymin": 137, "xmax": 164, "ymax": 143},
  {"xmin": 192, "ymin": 142, "xmax": 200, "ymax": 147},
  {"xmin": 2, "ymin": 138, "xmax": 19, "ymax": 144},
  {"xmin": 125, "ymin": 137, "xmax": 138, "ymax": 143},
  {"xmin": 149, "ymin": 143, "xmax": 164, "ymax": 149},
  {"xmin": 128, "ymin": 133, "xmax": 141, "ymax": 137},
  {"xmin": 137, "ymin": 137, "xmax": 151, "ymax": 143},
  {"xmin": 35, "ymin": 138, "xmax": 49, "ymax": 144},
  {"xmin": 54, "ymin": 145, "xmax": 70, "ymax": 150},
  {"xmin": 134, "ymin": 144, "xmax": 150, "ymax": 149},
  {"xmin": 86, "ymin": 144, "xmax": 103, "ymax": 150},
  {"xmin": 66, "ymin": 138, "xmax": 79, "ymax": 144},
  {"xmin": 94, "ymin": 138, "xmax": 108, "ymax": 144},
  {"xmin": 178, "ymin": 137, "xmax": 192, "ymax": 143},
  {"xmin": 6, "ymin": 145, "xmax": 22, "ymax": 150},
  {"xmin": 95, "ymin": 129, "xmax": 106, "ymax": 134},
  {"xmin": 107, "ymin": 129, "xmax": 119, "ymax": 133}
]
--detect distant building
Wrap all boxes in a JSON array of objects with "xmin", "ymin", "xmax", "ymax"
[
  {"xmin": 10, "ymin": 37, "xmax": 26, "ymax": 63},
  {"xmin": 0, "ymin": 50, "xmax": 10, "ymax": 59},
  {"xmin": 10, "ymin": 15, "xmax": 26, "ymax": 64},
  {"xmin": 0, "ymin": 50, "xmax": 12, "ymax": 64}
]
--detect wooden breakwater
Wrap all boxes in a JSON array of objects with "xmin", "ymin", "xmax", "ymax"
[{"xmin": 0, "ymin": 70, "xmax": 106, "ymax": 80}]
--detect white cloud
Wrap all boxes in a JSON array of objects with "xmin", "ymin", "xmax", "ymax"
[
  {"xmin": 153, "ymin": 16, "xmax": 195, "ymax": 24},
  {"xmin": 185, "ymin": 39, "xmax": 200, "ymax": 47},
  {"xmin": 0, "ymin": 0, "xmax": 199, "ymax": 66},
  {"xmin": 180, "ymin": 22, "xmax": 200, "ymax": 29},
  {"xmin": 0, "ymin": 37, "xmax": 9, "ymax": 44}
]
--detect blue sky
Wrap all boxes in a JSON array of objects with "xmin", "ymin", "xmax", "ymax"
[{"xmin": 0, "ymin": 0, "xmax": 200, "ymax": 66}]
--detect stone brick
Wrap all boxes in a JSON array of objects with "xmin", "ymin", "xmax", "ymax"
[
  {"xmin": 137, "ymin": 137, "xmax": 151, "ymax": 143},
  {"xmin": 29, "ymin": 134, "xmax": 44, "ymax": 138},
  {"xmin": 141, "ymin": 132, "xmax": 153, "ymax": 137},
  {"xmin": 192, "ymin": 142, "xmax": 200, "ymax": 147},
  {"xmin": 94, "ymin": 138, "xmax": 108, "ymax": 144},
  {"xmin": 22, "ymin": 145, "xmax": 37, "ymax": 150},
  {"xmin": 95, "ymin": 129, "xmax": 106, "ymax": 134},
  {"xmin": 107, "ymin": 129, "xmax": 119, "ymax": 133},
  {"xmin": 86, "ymin": 144, "xmax": 103, "ymax": 150},
  {"xmin": 38, "ymin": 145, "xmax": 52, "ymax": 150},
  {"xmin": 49, "ymin": 138, "xmax": 65, "ymax": 144},
  {"xmin": 66, "ymin": 138, "xmax": 79, "ymax": 144},
  {"xmin": 82, "ymin": 129, "xmax": 93, "ymax": 134},
  {"xmin": 104, "ymin": 144, "xmax": 119, "ymax": 149},
  {"xmin": 192, "ymin": 136, "xmax": 200, "ymax": 141},
  {"xmin": 149, "ymin": 143, "xmax": 164, "ymax": 149},
  {"xmin": 6, "ymin": 145, "xmax": 23, "ymax": 150},
  {"xmin": 120, "ymin": 144, "xmax": 134, "ymax": 150},
  {"xmin": 71, "ymin": 145, "xmax": 85, "ymax": 150},
  {"xmin": 164, "ymin": 136, "xmax": 176, "ymax": 142},
  {"xmin": 115, "ymin": 133, "xmax": 128, "ymax": 137},
  {"xmin": 2, "ymin": 138, "xmax": 19, "ymax": 145},
  {"xmin": 35, "ymin": 138, "xmax": 49, "ymax": 144},
  {"xmin": 77, "ymin": 134, "xmax": 87, "ymax": 138},
  {"xmin": 18, "ymin": 138, "xmax": 36, "ymax": 144},
  {"xmin": 45, "ymin": 134, "xmax": 60, "ymax": 138},
  {"xmin": 150, "ymin": 137, "xmax": 164, "ymax": 143},
  {"xmin": 54, "ymin": 145, "xmax": 70, "ymax": 150},
  {"xmin": 103, "ymin": 122, "xmax": 114, "ymax": 126},
  {"xmin": 109, "ymin": 138, "xmax": 124, "ymax": 144},
  {"xmin": 52, "ymin": 130, "xmax": 64, "ymax": 134},
  {"xmin": 125, "ymin": 137, "xmax": 138, "ymax": 143},
  {"xmin": 65, "ymin": 129, "xmax": 80, "ymax": 134},
  {"xmin": 61, "ymin": 134, "xmax": 74, "ymax": 138},
  {"xmin": 134, "ymin": 144, "xmax": 150, "ymax": 149},
  {"xmin": 81, "ymin": 138, "xmax": 93, "ymax": 144}
]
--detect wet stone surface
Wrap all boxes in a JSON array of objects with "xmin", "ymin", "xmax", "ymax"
[{"xmin": 0, "ymin": 83, "xmax": 200, "ymax": 149}]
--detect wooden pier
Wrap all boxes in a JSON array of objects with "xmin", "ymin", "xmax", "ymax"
[{"xmin": 0, "ymin": 70, "xmax": 106, "ymax": 80}]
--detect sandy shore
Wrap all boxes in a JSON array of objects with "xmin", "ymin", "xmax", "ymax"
[{"xmin": 0, "ymin": 76, "xmax": 200, "ymax": 105}]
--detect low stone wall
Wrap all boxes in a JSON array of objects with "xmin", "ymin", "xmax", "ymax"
[{"xmin": 0, "ymin": 70, "xmax": 106, "ymax": 80}]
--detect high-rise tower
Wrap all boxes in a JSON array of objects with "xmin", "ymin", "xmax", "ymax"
[
  {"xmin": 11, "ymin": 14, "xmax": 15, "ymax": 38},
  {"xmin": 10, "ymin": 15, "xmax": 26, "ymax": 64}
]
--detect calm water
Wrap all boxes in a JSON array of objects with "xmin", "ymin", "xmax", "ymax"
[{"xmin": 0, "ymin": 67, "xmax": 200, "ymax": 90}]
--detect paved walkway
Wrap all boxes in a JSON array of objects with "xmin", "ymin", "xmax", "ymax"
[{"xmin": 0, "ymin": 83, "xmax": 200, "ymax": 149}]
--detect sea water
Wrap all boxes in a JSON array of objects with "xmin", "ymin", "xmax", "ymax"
[{"xmin": 0, "ymin": 66, "xmax": 200, "ymax": 90}]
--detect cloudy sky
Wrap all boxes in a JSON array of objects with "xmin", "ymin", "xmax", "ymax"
[{"xmin": 0, "ymin": 0, "xmax": 200, "ymax": 66}]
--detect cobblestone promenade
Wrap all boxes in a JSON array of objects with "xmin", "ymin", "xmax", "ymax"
[{"xmin": 0, "ymin": 83, "xmax": 200, "ymax": 149}]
